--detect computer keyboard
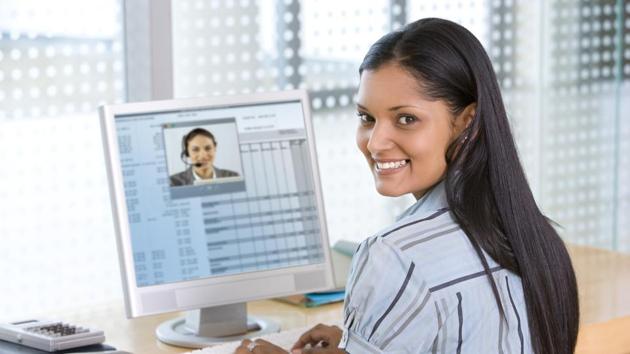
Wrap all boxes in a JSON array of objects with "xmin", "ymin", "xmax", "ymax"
[{"xmin": 186, "ymin": 326, "xmax": 309, "ymax": 354}]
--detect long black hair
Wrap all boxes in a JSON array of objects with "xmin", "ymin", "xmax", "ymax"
[{"xmin": 359, "ymin": 18, "xmax": 579, "ymax": 354}]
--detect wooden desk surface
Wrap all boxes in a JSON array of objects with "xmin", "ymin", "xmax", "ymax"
[
  {"xmin": 56, "ymin": 300, "xmax": 343, "ymax": 353},
  {"xmin": 568, "ymin": 245, "xmax": 630, "ymax": 324},
  {"xmin": 52, "ymin": 244, "xmax": 630, "ymax": 353},
  {"xmin": 569, "ymin": 245, "xmax": 630, "ymax": 354},
  {"xmin": 576, "ymin": 316, "xmax": 630, "ymax": 354}
]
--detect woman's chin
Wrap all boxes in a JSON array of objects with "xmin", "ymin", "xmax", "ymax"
[{"xmin": 374, "ymin": 184, "xmax": 407, "ymax": 198}]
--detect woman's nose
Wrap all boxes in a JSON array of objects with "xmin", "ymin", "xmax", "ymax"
[{"xmin": 366, "ymin": 122, "xmax": 395, "ymax": 153}]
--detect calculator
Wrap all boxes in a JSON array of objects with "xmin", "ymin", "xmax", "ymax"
[{"xmin": 0, "ymin": 319, "xmax": 105, "ymax": 352}]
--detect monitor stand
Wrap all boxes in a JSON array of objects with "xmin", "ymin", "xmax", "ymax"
[{"xmin": 156, "ymin": 303, "xmax": 280, "ymax": 348}]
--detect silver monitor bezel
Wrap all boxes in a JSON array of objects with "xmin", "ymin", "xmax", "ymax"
[{"xmin": 99, "ymin": 89, "xmax": 335, "ymax": 318}]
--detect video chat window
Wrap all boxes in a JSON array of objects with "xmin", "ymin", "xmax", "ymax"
[{"xmin": 162, "ymin": 118, "xmax": 246, "ymax": 199}]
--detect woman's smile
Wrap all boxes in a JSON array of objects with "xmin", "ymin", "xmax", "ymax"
[{"xmin": 373, "ymin": 158, "xmax": 410, "ymax": 175}]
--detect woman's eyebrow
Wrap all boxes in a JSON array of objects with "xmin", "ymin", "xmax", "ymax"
[
  {"xmin": 356, "ymin": 103, "xmax": 369, "ymax": 111},
  {"xmin": 388, "ymin": 105, "xmax": 420, "ymax": 111},
  {"xmin": 357, "ymin": 103, "xmax": 421, "ymax": 111}
]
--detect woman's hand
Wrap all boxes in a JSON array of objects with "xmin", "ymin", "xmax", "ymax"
[
  {"xmin": 235, "ymin": 338, "xmax": 288, "ymax": 354},
  {"xmin": 290, "ymin": 324, "xmax": 343, "ymax": 353}
]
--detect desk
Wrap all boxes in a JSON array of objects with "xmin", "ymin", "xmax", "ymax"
[
  {"xmin": 53, "ymin": 301, "xmax": 630, "ymax": 354},
  {"xmin": 576, "ymin": 316, "xmax": 630, "ymax": 354},
  {"xmin": 49, "ymin": 245, "xmax": 630, "ymax": 353},
  {"xmin": 569, "ymin": 245, "xmax": 630, "ymax": 354},
  {"xmin": 53, "ymin": 300, "xmax": 343, "ymax": 353},
  {"xmin": 569, "ymin": 245, "xmax": 630, "ymax": 324}
]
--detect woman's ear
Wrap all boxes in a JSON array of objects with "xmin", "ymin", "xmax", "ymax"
[
  {"xmin": 453, "ymin": 103, "xmax": 476, "ymax": 139},
  {"xmin": 447, "ymin": 103, "xmax": 477, "ymax": 161},
  {"xmin": 459, "ymin": 103, "xmax": 476, "ymax": 133}
]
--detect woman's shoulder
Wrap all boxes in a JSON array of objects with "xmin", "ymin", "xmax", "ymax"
[
  {"xmin": 214, "ymin": 166, "xmax": 239, "ymax": 177},
  {"xmin": 344, "ymin": 219, "xmax": 529, "ymax": 353},
  {"xmin": 345, "ymin": 215, "xmax": 531, "ymax": 353},
  {"xmin": 361, "ymin": 206, "xmax": 505, "ymax": 296},
  {"xmin": 169, "ymin": 168, "xmax": 192, "ymax": 186}
]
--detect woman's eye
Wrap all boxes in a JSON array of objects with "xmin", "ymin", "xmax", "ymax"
[
  {"xmin": 356, "ymin": 112, "xmax": 374, "ymax": 124},
  {"xmin": 397, "ymin": 115, "xmax": 417, "ymax": 125}
]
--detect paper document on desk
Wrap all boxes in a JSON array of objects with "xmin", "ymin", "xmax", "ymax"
[{"xmin": 186, "ymin": 326, "xmax": 308, "ymax": 354}]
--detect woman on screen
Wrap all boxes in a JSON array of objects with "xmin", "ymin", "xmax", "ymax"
[
  {"xmin": 170, "ymin": 128, "xmax": 239, "ymax": 186},
  {"xmin": 237, "ymin": 18, "xmax": 579, "ymax": 354}
]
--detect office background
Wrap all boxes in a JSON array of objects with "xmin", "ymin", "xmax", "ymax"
[{"xmin": 0, "ymin": 0, "xmax": 628, "ymax": 320}]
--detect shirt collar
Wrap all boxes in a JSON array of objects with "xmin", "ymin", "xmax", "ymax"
[
  {"xmin": 192, "ymin": 166, "xmax": 215, "ymax": 181},
  {"xmin": 397, "ymin": 180, "xmax": 448, "ymax": 221}
]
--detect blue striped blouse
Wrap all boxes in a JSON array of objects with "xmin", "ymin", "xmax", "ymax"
[{"xmin": 338, "ymin": 182, "xmax": 533, "ymax": 354}]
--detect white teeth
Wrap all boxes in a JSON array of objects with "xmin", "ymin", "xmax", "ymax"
[{"xmin": 376, "ymin": 160, "xmax": 408, "ymax": 170}]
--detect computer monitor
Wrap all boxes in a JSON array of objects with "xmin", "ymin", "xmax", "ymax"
[{"xmin": 99, "ymin": 90, "xmax": 335, "ymax": 348}]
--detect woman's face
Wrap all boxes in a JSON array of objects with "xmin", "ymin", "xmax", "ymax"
[
  {"xmin": 188, "ymin": 134, "xmax": 216, "ymax": 169},
  {"xmin": 356, "ymin": 63, "xmax": 467, "ymax": 199}
]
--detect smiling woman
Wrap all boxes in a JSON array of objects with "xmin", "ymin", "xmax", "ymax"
[
  {"xmin": 344, "ymin": 18, "xmax": 578, "ymax": 354},
  {"xmin": 235, "ymin": 17, "xmax": 578, "ymax": 354},
  {"xmin": 170, "ymin": 127, "xmax": 239, "ymax": 187}
]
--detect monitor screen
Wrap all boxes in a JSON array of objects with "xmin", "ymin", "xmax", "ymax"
[
  {"xmin": 115, "ymin": 99, "xmax": 325, "ymax": 287},
  {"xmin": 100, "ymin": 91, "xmax": 334, "ymax": 323}
]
